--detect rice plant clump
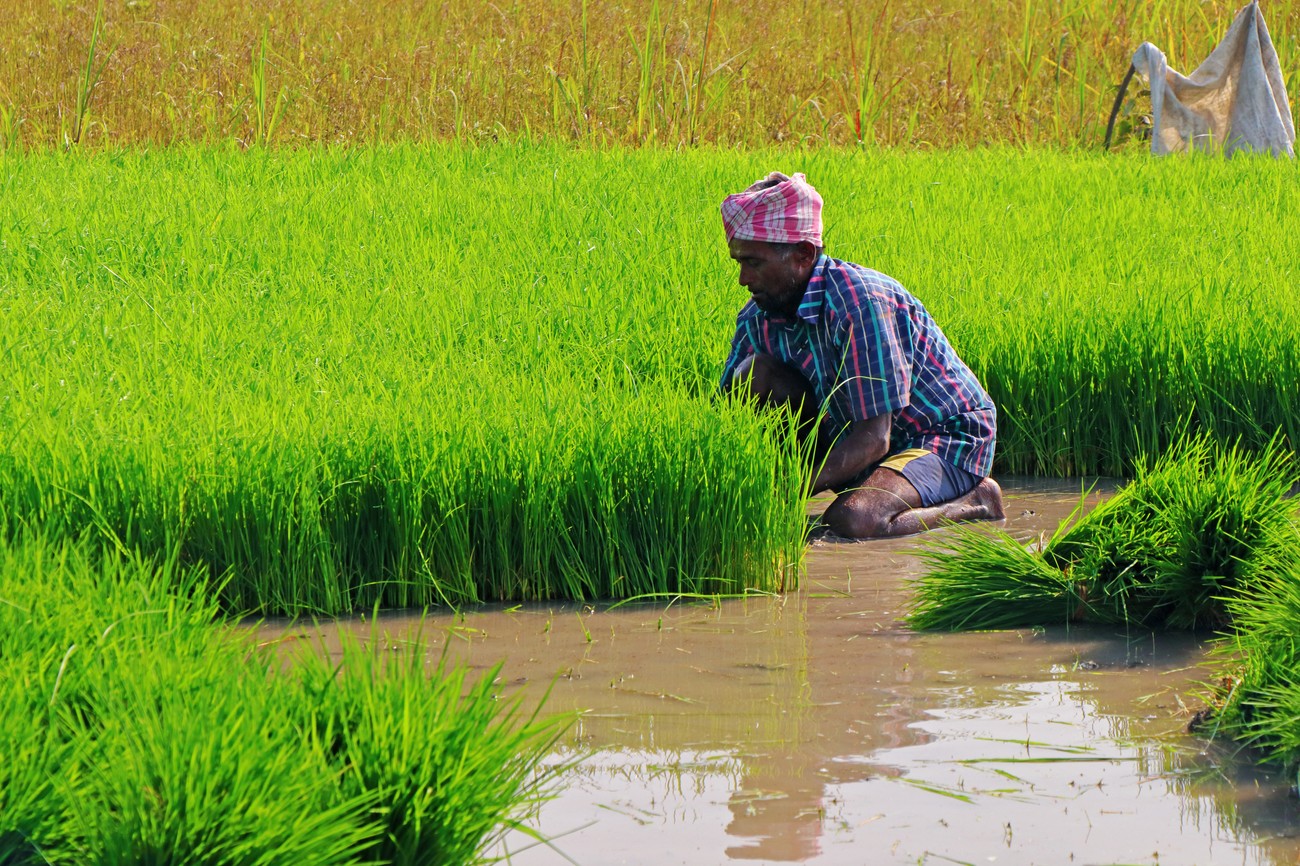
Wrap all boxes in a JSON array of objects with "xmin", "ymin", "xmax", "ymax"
[
  {"xmin": 908, "ymin": 525, "xmax": 1082, "ymax": 631},
  {"xmin": 295, "ymin": 637, "xmax": 570, "ymax": 866},
  {"xmin": 909, "ymin": 437, "xmax": 1299, "ymax": 631},
  {"xmin": 67, "ymin": 661, "xmax": 375, "ymax": 866},
  {"xmin": 0, "ymin": 680, "xmax": 69, "ymax": 864},
  {"xmin": 1200, "ymin": 547, "xmax": 1300, "ymax": 775},
  {"xmin": 0, "ymin": 537, "xmax": 572, "ymax": 865}
]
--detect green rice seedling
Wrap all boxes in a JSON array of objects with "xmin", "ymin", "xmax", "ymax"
[
  {"xmin": 0, "ymin": 103, "xmax": 21, "ymax": 152},
  {"xmin": 249, "ymin": 26, "xmax": 288, "ymax": 147},
  {"xmin": 0, "ymin": 540, "xmax": 218, "ymax": 861},
  {"xmin": 4, "ymin": 146, "xmax": 1300, "ymax": 610},
  {"xmin": 1034, "ymin": 447, "xmax": 1204, "ymax": 624},
  {"xmin": 833, "ymin": 7, "xmax": 904, "ymax": 147},
  {"xmin": 69, "ymin": 0, "xmax": 113, "ymax": 148},
  {"xmin": 909, "ymin": 524, "xmax": 1082, "ymax": 631},
  {"xmin": 1143, "ymin": 440, "xmax": 1298, "ymax": 629},
  {"xmin": 1201, "ymin": 551, "xmax": 1300, "ymax": 771},
  {"xmin": 628, "ymin": 0, "xmax": 665, "ymax": 143},
  {"xmin": 0, "ymin": 689, "xmax": 68, "ymax": 865},
  {"xmin": 65, "ymin": 654, "xmax": 376, "ymax": 866},
  {"xmin": 1042, "ymin": 436, "xmax": 1299, "ymax": 628},
  {"xmin": 292, "ymin": 626, "xmax": 573, "ymax": 866},
  {"xmin": 913, "ymin": 436, "xmax": 1300, "ymax": 631},
  {"xmin": 0, "ymin": 544, "xmax": 81, "ymax": 864},
  {"xmin": 1, "ymin": 536, "xmax": 578, "ymax": 863}
]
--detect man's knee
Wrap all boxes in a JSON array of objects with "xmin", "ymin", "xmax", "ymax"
[
  {"xmin": 730, "ymin": 354, "xmax": 812, "ymax": 406},
  {"xmin": 821, "ymin": 492, "xmax": 895, "ymax": 539},
  {"xmin": 821, "ymin": 469, "xmax": 923, "ymax": 539}
]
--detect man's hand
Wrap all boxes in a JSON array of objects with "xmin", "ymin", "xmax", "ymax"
[{"xmin": 811, "ymin": 413, "xmax": 892, "ymax": 494}]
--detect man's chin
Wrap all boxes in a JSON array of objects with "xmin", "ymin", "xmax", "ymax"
[{"xmin": 752, "ymin": 296, "xmax": 793, "ymax": 316}]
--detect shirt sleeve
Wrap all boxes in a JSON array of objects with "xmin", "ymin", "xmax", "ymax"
[
  {"xmin": 718, "ymin": 318, "xmax": 756, "ymax": 393},
  {"xmin": 834, "ymin": 297, "xmax": 910, "ymax": 421}
]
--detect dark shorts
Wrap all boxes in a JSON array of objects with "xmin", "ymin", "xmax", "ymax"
[{"xmin": 854, "ymin": 448, "xmax": 981, "ymax": 507}]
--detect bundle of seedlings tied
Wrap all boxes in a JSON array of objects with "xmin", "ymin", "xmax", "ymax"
[{"xmin": 909, "ymin": 436, "xmax": 1299, "ymax": 631}]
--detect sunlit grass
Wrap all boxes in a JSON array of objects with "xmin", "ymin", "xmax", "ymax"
[
  {"xmin": 909, "ymin": 437, "xmax": 1299, "ymax": 631},
  {"xmin": 4, "ymin": 144, "xmax": 1299, "ymax": 611},
  {"xmin": 0, "ymin": 536, "xmax": 571, "ymax": 865}
]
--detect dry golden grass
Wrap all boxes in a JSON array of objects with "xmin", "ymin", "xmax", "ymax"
[{"xmin": 2, "ymin": 0, "xmax": 1297, "ymax": 149}]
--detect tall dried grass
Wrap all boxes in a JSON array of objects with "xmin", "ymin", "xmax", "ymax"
[{"xmin": 2, "ymin": 0, "xmax": 1294, "ymax": 149}]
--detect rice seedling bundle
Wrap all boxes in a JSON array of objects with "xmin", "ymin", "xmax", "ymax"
[
  {"xmin": 1206, "ymin": 559, "xmax": 1300, "ymax": 775},
  {"xmin": 909, "ymin": 437, "xmax": 1299, "ymax": 631},
  {"xmin": 3, "ymin": 0, "xmax": 1299, "ymax": 149},
  {"xmin": 0, "ymin": 536, "xmax": 570, "ymax": 865},
  {"xmin": 3, "ymin": 145, "xmax": 1298, "ymax": 611},
  {"xmin": 905, "ymin": 524, "xmax": 1082, "ymax": 631}
]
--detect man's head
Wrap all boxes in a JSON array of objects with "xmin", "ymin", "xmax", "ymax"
[
  {"xmin": 721, "ymin": 172, "xmax": 824, "ymax": 316},
  {"xmin": 728, "ymin": 237, "xmax": 821, "ymax": 316}
]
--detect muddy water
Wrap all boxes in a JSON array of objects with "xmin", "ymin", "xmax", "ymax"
[{"xmin": 259, "ymin": 480, "xmax": 1300, "ymax": 865}]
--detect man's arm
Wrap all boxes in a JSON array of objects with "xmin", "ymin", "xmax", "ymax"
[{"xmin": 810, "ymin": 412, "xmax": 892, "ymax": 494}]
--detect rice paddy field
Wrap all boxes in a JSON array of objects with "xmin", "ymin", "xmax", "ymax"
[
  {"xmin": 0, "ymin": 536, "xmax": 570, "ymax": 865},
  {"xmin": 4, "ymin": 145, "xmax": 1300, "ymax": 611},
  {"xmin": 6, "ymin": 0, "xmax": 1300, "ymax": 861}
]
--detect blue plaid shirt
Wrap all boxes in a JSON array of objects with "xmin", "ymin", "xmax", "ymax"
[{"xmin": 720, "ymin": 255, "xmax": 997, "ymax": 477}]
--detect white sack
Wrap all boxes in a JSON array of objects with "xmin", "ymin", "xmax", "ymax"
[{"xmin": 1131, "ymin": 1, "xmax": 1294, "ymax": 156}]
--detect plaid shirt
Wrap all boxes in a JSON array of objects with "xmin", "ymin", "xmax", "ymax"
[{"xmin": 720, "ymin": 255, "xmax": 997, "ymax": 477}]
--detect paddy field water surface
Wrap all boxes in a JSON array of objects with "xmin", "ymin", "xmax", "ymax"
[{"xmin": 259, "ymin": 482, "xmax": 1300, "ymax": 865}]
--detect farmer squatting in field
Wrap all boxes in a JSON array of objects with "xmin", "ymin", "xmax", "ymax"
[{"xmin": 720, "ymin": 172, "xmax": 1005, "ymax": 539}]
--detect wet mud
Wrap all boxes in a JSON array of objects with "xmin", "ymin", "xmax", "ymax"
[{"xmin": 257, "ymin": 479, "xmax": 1300, "ymax": 865}]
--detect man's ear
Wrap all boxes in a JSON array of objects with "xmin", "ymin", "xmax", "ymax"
[{"xmin": 796, "ymin": 241, "xmax": 819, "ymax": 269}]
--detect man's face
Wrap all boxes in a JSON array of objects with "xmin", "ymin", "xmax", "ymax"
[{"xmin": 728, "ymin": 237, "xmax": 814, "ymax": 316}]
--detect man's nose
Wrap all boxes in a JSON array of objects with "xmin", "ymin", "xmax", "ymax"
[{"xmin": 738, "ymin": 267, "xmax": 752, "ymax": 288}]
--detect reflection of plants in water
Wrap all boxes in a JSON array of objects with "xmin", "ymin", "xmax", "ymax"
[
  {"xmin": 911, "ymin": 434, "xmax": 1300, "ymax": 845},
  {"xmin": 545, "ymin": 748, "xmax": 748, "ymax": 796},
  {"xmin": 1142, "ymin": 735, "xmax": 1300, "ymax": 860}
]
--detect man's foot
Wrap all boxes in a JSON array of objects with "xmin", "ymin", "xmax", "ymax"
[{"xmin": 971, "ymin": 477, "xmax": 1006, "ymax": 521}]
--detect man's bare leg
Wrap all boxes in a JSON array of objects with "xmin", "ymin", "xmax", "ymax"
[
  {"xmin": 727, "ymin": 354, "xmax": 819, "ymax": 439},
  {"xmin": 820, "ymin": 467, "xmax": 1006, "ymax": 539}
]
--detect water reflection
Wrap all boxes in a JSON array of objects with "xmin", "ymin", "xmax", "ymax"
[
  {"xmin": 259, "ymin": 481, "xmax": 1300, "ymax": 864},
  {"xmin": 507, "ymin": 672, "xmax": 1298, "ymax": 865}
]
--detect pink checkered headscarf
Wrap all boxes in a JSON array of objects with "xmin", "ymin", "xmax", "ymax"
[{"xmin": 720, "ymin": 172, "xmax": 823, "ymax": 247}]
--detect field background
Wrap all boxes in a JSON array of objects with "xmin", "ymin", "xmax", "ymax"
[
  {"xmin": 3, "ymin": 0, "xmax": 1299, "ymax": 150},
  {"xmin": 3, "ymin": 0, "xmax": 1298, "ymax": 611},
  {"xmin": 3, "ymin": 145, "xmax": 1298, "ymax": 611}
]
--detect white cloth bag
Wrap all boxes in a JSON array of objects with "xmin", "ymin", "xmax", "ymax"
[{"xmin": 1131, "ymin": 1, "xmax": 1295, "ymax": 156}]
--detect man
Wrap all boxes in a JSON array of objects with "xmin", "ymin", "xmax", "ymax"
[{"xmin": 719, "ymin": 171, "xmax": 1005, "ymax": 539}]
